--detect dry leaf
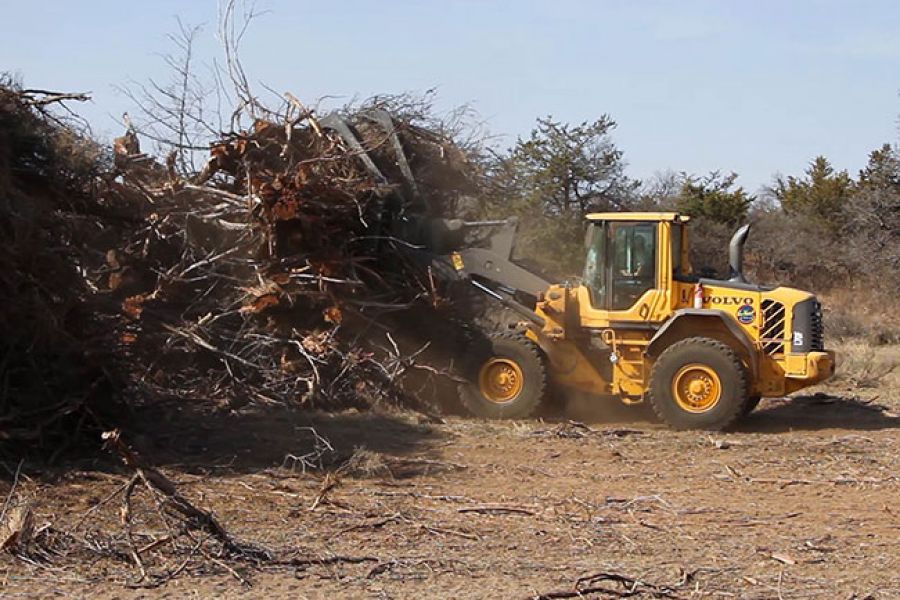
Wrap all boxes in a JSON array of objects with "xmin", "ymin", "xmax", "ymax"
[
  {"xmin": 123, "ymin": 294, "xmax": 147, "ymax": 319},
  {"xmin": 323, "ymin": 305, "xmax": 342, "ymax": 325},
  {"xmin": 241, "ymin": 293, "xmax": 280, "ymax": 314}
]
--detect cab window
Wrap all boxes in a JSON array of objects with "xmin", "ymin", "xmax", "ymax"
[
  {"xmin": 671, "ymin": 222, "xmax": 694, "ymax": 280},
  {"xmin": 583, "ymin": 221, "xmax": 657, "ymax": 310},
  {"xmin": 583, "ymin": 222, "xmax": 607, "ymax": 307},
  {"xmin": 672, "ymin": 223, "xmax": 682, "ymax": 276},
  {"xmin": 610, "ymin": 222, "xmax": 657, "ymax": 310}
]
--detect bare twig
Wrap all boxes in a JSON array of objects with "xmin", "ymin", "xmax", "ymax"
[{"xmin": 528, "ymin": 571, "xmax": 681, "ymax": 599}]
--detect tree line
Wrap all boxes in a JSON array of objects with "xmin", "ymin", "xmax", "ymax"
[{"xmin": 477, "ymin": 113, "xmax": 900, "ymax": 310}]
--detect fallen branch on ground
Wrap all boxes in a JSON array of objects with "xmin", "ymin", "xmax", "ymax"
[
  {"xmin": 528, "ymin": 571, "xmax": 681, "ymax": 599},
  {"xmin": 458, "ymin": 504, "xmax": 535, "ymax": 516}
]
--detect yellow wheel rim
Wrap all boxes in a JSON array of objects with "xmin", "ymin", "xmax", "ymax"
[
  {"xmin": 478, "ymin": 358, "xmax": 524, "ymax": 404},
  {"xmin": 672, "ymin": 363, "xmax": 721, "ymax": 413}
]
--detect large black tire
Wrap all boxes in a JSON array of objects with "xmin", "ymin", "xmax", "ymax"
[
  {"xmin": 648, "ymin": 337, "xmax": 748, "ymax": 430},
  {"xmin": 742, "ymin": 395, "xmax": 762, "ymax": 416},
  {"xmin": 459, "ymin": 332, "xmax": 547, "ymax": 419}
]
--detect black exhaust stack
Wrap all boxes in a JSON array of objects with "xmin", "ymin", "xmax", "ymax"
[{"xmin": 728, "ymin": 224, "xmax": 751, "ymax": 283}]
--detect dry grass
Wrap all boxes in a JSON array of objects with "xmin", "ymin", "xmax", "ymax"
[
  {"xmin": 825, "ymin": 339, "xmax": 900, "ymax": 392},
  {"xmin": 339, "ymin": 447, "xmax": 393, "ymax": 479},
  {"xmin": 0, "ymin": 331, "xmax": 896, "ymax": 598},
  {"xmin": 822, "ymin": 291, "xmax": 900, "ymax": 345},
  {"xmin": 2, "ymin": 394, "xmax": 897, "ymax": 598}
]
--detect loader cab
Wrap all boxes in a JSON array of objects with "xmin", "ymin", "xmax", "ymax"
[{"xmin": 582, "ymin": 212, "xmax": 690, "ymax": 320}]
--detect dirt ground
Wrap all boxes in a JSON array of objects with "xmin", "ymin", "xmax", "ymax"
[{"xmin": 1, "ymin": 344, "xmax": 898, "ymax": 599}]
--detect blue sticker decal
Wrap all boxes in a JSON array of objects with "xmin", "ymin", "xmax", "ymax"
[{"xmin": 737, "ymin": 304, "xmax": 755, "ymax": 325}]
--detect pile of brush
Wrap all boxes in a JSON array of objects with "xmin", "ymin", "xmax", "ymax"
[
  {"xmin": 0, "ymin": 81, "xmax": 125, "ymax": 452},
  {"xmin": 113, "ymin": 102, "xmax": 477, "ymax": 412},
  {"xmin": 0, "ymin": 81, "xmax": 479, "ymax": 454}
]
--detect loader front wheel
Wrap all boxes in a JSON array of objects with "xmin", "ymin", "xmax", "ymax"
[
  {"xmin": 649, "ymin": 337, "xmax": 748, "ymax": 430},
  {"xmin": 459, "ymin": 332, "xmax": 547, "ymax": 419}
]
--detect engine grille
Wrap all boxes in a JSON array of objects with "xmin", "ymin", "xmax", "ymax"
[
  {"xmin": 760, "ymin": 299, "xmax": 786, "ymax": 355},
  {"xmin": 810, "ymin": 299, "xmax": 824, "ymax": 351}
]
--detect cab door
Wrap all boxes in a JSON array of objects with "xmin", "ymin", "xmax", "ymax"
[{"xmin": 580, "ymin": 220, "xmax": 670, "ymax": 326}]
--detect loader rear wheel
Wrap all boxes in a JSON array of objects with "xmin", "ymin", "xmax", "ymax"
[
  {"xmin": 459, "ymin": 332, "xmax": 547, "ymax": 419},
  {"xmin": 649, "ymin": 337, "xmax": 748, "ymax": 430}
]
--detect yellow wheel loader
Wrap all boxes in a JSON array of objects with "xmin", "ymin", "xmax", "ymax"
[
  {"xmin": 446, "ymin": 212, "xmax": 835, "ymax": 430},
  {"xmin": 318, "ymin": 113, "xmax": 834, "ymax": 430}
]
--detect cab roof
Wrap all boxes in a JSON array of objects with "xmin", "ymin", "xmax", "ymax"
[{"xmin": 585, "ymin": 212, "xmax": 690, "ymax": 222}]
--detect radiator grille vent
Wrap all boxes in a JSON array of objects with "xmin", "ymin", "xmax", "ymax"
[
  {"xmin": 761, "ymin": 299, "xmax": 786, "ymax": 355},
  {"xmin": 810, "ymin": 300, "xmax": 824, "ymax": 351}
]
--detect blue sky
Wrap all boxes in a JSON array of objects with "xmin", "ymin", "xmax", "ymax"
[{"xmin": 2, "ymin": 0, "xmax": 898, "ymax": 192}]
